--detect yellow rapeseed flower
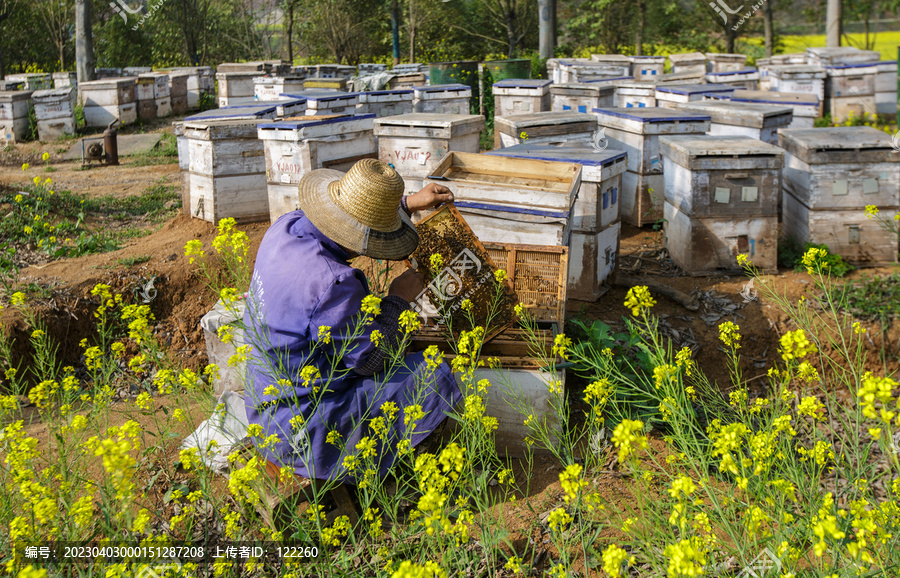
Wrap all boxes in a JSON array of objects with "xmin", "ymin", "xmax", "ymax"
[{"xmin": 623, "ymin": 286, "xmax": 655, "ymax": 316}]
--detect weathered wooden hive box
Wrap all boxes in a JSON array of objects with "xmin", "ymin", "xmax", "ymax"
[
  {"xmin": 257, "ymin": 114, "xmax": 378, "ymax": 222},
  {"xmin": 32, "ymin": 88, "xmax": 76, "ymax": 141},
  {"xmin": 660, "ymin": 135, "xmax": 782, "ymax": 275},
  {"xmin": 628, "ymin": 55, "xmax": 665, "ymax": 78},
  {"xmin": 358, "ymin": 63, "xmax": 388, "ymax": 75},
  {"xmin": 768, "ymin": 65, "xmax": 826, "ymax": 101},
  {"xmin": 612, "ymin": 80, "xmax": 657, "ymax": 108},
  {"xmin": 494, "ymin": 111, "xmax": 597, "ymax": 148},
  {"xmin": 0, "ymin": 80, "xmax": 24, "ymax": 91},
  {"xmin": 823, "ymin": 62, "xmax": 878, "ymax": 121},
  {"xmin": 226, "ymin": 98, "xmax": 307, "ymax": 118},
  {"xmin": 493, "ymin": 79, "xmax": 552, "ymax": 116},
  {"xmin": 78, "ymin": 78, "xmax": 137, "ymax": 127},
  {"xmin": 357, "ymin": 89, "xmax": 414, "ymax": 117},
  {"xmin": 184, "ymin": 118, "xmax": 270, "ymax": 224},
  {"xmin": 875, "ymin": 61, "xmax": 898, "ymax": 118},
  {"xmin": 136, "ymin": 73, "xmax": 170, "ymax": 119},
  {"xmin": 806, "ymin": 47, "xmax": 880, "ymax": 67},
  {"xmin": 123, "ymin": 66, "xmax": 152, "ymax": 76},
  {"xmin": 388, "ymin": 73, "xmax": 427, "ymax": 89},
  {"xmin": 173, "ymin": 66, "xmax": 214, "ymax": 110},
  {"xmin": 669, "ymin": 52, "xmax": 708, "ymax": 74},
  {"xmin": 674, "ymin": 100, "xmax": 793, "ymax": 145},
  {"xmin": 216, "ymin": 71, "xmax": 262, "ymax": 107},
  {"xmin": 310, "ymin": 64, "xmax": 357, "ymax": 79},
  {"xmin": 174, "ymin": 121, "xmax": 190, "ymax": 213},
  {"xmin": 6, "ymin": 73, "xmax": 52, "ymax": 91},
  {"xmin": 373, "ymin": 113, "xmax": 484, "ymax": 190},
  {"xmin": 728, "ymin": 89, "xmax": 820, "ymax": 128},
  {"xmin": 655, "ymin": 83, "xmax": 736, "ymax": 108},
  {"xmin": 780, "ymin": 127, "xmax": 900, "ymax": 266},
  {"xmin": 168, "ymin": 72, "xmax": 188, "ymax": 115},
  {"xmin": 551, "ymin": 83, "xmax": 615, "ymax": 113},
  {"xmin": 591, "ymin": 54, "xmax": 631, "ymax": 69},
  {"xmin": 757, "ymin": 53, "xmax": 810, "ymax": 90},
  {"xmin": 0, "ymin": 91, "xmax": 32, "ymax": 143},
  {"xmin": 149, "ymin": 72, "xmax": 171, "ymax": 117},
  {"xmin": 705, "ymin": 68, "xmax": 760, "ymax": 90},
  {"xmin": 484, "ymin": 143, "xmax": 627, "ymax": 300},
  {"xmin": 217, "ymin": 61, "xmax": 273, "ymax": 74},
  {"xmin": 304, "ymin": 92, "xmax": 360, "ymax": 115},
  {"xmin": 657, "ymin": 70, "xmax": 706, "ymax": 84},
  {"xmin": 52, "ymin": 72, "xmax": 77, "ymax": 89},
  {"xmin": 253, "ymin": 75, "xmax": 306, "ymax": 101},
  {"xmin": 426, "ymin": 151, "xmax": 582, "ymax": 246},
  {"xmin": 705, "ymin": 53, "xmax": 748, "ymax": 73},
  {"xmin": 556, "ymin": 59, "xmax": 629, "ymax": 83},
  {"xmin": 413, "ymin": 84, "xmax": 472, "ymax": 114},
  {"xmin": 594, "ymin": 107, "xmax": 711, "ymax": 227}
]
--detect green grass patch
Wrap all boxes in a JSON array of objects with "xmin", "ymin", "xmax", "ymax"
[
  {"xmin": 126, "ymin": 133, "xmax": 179, "ymax": 166},
  {"xmin": 826, "ymin": 273, "xmax": 900, "ymax": 321},
  {"xmin": 116, "ymin": 255, "xmax": 152, "ymax": 267}
]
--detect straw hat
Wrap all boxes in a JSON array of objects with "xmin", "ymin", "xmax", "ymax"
[{"xmin": 297, "ymin": 159, "xmax": 418, "ymax": 260}]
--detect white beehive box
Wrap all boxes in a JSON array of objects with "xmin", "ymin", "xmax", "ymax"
[
  {"xmin": 494, "ymin": 111, "xmax": 598, "ymax": 148},
  {"xmin": 185, "ymin": 104, "xmax": 279, "ymax": 123},
  {"xmin": 727, "ymin": 90, "xmax": 821, "ymax": 128},
  {"xmin": 551, "ymin": 83, "xmax": 615, "ymax": 113},
  {"xmin": 217, "ymin": 61, "xmax": 272, "ymax": 74},
  {"xmin": 591, "ymin": 54, "xmax": 630, "ymax": 67},
  {"xmin": 705, "ymin": 53, "xmax": 748, "ymax": 73},
  {"xmin": 757, "ymin": 53, "xmax": 810, "ymax": 90},
  {"xmin": 0, "ymin": 91, "xmax": 32, "ymax": 143},
  {"xmin": 311, "ymin": 64, "xmax": 356, "ymax": 79},
  {"xmin": 357, "ymin": 89, "xmax": 414, "ymax": 117},
  {"xmin": 123, "ymin": 66, "xmax": 152, "ymax": 76},
  {"xmin": 184, "ymin": 118, "xmax": 270, "ymax": 224},
  {"xmin": 657, "ymin": 70, "xmax": 707, "ymax": 84},
  {"xmin": 52, "ymin": 72, "xmax": 77, "ymax": 89},
  {"xmin": 413, "ymin": 84, "xmax": 471, "ymax": 114},
  {"xmin": 568, "ymin": 222, "xmax": 621, "ymax": 300},
  {"xmin": 6, "ymin": 73, "xmax": 52, "ymax": 91},
  {"xmin": 556, "ymin": 59, "xmax": 629, "ymax": 82},
  {"xmin": 135, "ymin": 76, "xmax": 157, "ymax": 120},
  {"xmin": 200, "ymin": 299, "xmax": 246, "ymax": 395},
  {"xmin": 0, "ymin": 80, "xmax": 24, "ymax": 91},
  {"xmin": 373, "ymin": 113, "xmax": 484, "ymax": 186},
  {"xmin": 768, "ymin": 65, "xmax": 826, "ymax": 101},
  {"xmin": 654, "ymin": 83, "xmax": 736, "ymax": 108},
  {"xmin": 258, "ymin": 114, "xmax": 378, "ymax": 222},
  {"xmin": 594, "ymin": 107, "xmax": 711, "ymax": 226},
  {"xmin": 669, "ymin": 52, "xmax": 708, "ymax": 74},
  {"xmin": 216, "ymin": 71, "xmax": 262, "ymax": 107},
  {"xmin": 806, "ymin": 47, "xmax": 880, "ymax": 67},
  {"xmin": 875, "ymin": 61, "xmax": 898, "ymax": 117},
  {"xmin": 305, "ymin": 92, "xmax": 360, "ymax": 115},
  {"xmin": 169, "ymin": 73, "xmax": 188, "ymax": 116},
  {"xmin": 224, "ymin": 98, "xmax": 307, "ymax": 118},
  {"xmin": 674, "ymin": 100, "xmax": 793, "ymax": 145},
  {"xmin": 359, "ymin": 63, "xmax": 388, "ymax": 75},
  {"xmin": 493, "ymin": 79, "xmax": 552, "ymax": 116},
  {"xmin": 253, "ymin": 75, "xmax": 306, "ymax": 101},
  {"xmin": 79, "ymin": 78, "xmax": 137, "ymax": 127},
  {"xmin": 628, "ymin": 55, "xmax": 665, "ymax": 78},
  {"xmin": 32, "ymin": 88, "xmax": 76, "ymax": 141},
  {"xmin": 427, "ymin": 152, "xmax": 582, "ymax": 246},
  {"xmin": 613, "ymin": 80, "xmax": 657, "ymax": 108},
  {"xmin": 824, "ymin": 63, "xmax": 878, "ymax": 120},
  {"xmin": 705, "ymin": 68, "xmax": 760, "ymax": 90}
]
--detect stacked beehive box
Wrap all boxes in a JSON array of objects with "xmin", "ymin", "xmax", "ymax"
[
  {"xmin": 767, "ymin": 65, "xmax": 826, "ymax": 102},
  {"xmin": 303, "ymin": 92, "xmax": 359, "ymax": 115},
  {"xmin": 359, "ymin": 63, "xmax": 388, "ymax": 75},
  {"xmin": 258, "ymin": 114, "xmax": 378, "ymax": 221},
  {"xmin": 669, "ymin": 52, "xmax": 708, "ymax": 74},
  {"xmin": 184, "ymin": 118, "xmax": 270, "ymax": 224},
  {"xmin": 654, "ymin": 83, "xmax": 735, "ymax": 108},
  {"xmin": 484, "ymin": 143, "xmax": 627, "ymax": 300},
  {"xmin": 32, "ymin": 88, "xmax": 76, "ymax": 141},
  {"xmin": 823, "ymin": 62, "xmax": 879, "ymax": 120},
  {"xmin": 706, "ymin": 53, "xmax": 747, "ymax": 72},
  {"xmin": 628, "ymin": 55, "xmax": 665, "ymax": 78},
  {"xmin": 373, "ymin": 113, "xmax": 484, "ymax": 191},
  {"xmin": 52, "ymin": 72, "xmax": 77, "ymax": 89},
  {"xmin": 79, "ymin": 78, "xmax": 137, "ymax": 127},
  {"xmin": 0, "ymin": 91, "xmax": 33, "ymax": 143},
  {"xmin": 216, "ymin": 65, "xmax": 266, "ymax": 107},
  {"xmin": 595, "ymin": 107, "xmax": 711, "ymax": 227},
  {"xmin": 660, "ymin": 135, "xmax": 783, "ymax": 274},
  {"xmin": 674, "ymin": 100, "xmax": 793, "ymax": 145},
  {"xmin": 493, "ymin": 79, "xmax": 552, "ymax": 116},
  {"xmin": 780, "ymin": 127, "xmax": 899, "ymax": 266},
  {"xmin": 253, "ymin": 75, "xmax": 306, "ymax": 101},
  {"xmin": 612, "ymin": 80, "xmax": 657, "ymax": 108},
  {"xmin": 136, "ymin": 73, "xmax": 170, "ymax": 120},
  {"xmin": 806, "ymin": 47, "xmax": 880, "ymax": 67},
  {"xmin": 413, "ymin": 84, "xmax": 471, "ymax": 114},
  {"xmin": 727, "ymin": 89, "xmax": 821, "ymax": 128},
  {"xmin": 169, "ymin": 72, "xmax": 188, "ymax": 116},
  {"xmin": 554, "ymin": 59, "xmax": 629, "ymax": 83},
  {"xmin": 174, "ymin": 66, "xmax": 215, "ymax": 110},
  {"xmin": 705, "ymin": 68, "xmax": 759, "ymax": 90},
  {"xmin": 6, "ymin": 73, "xmax": 52, "ymax": 91},
  {"xmin": 357, "ymin": 89, "xmax": 415, "ymax": 117},
  {"xmin": 426, "ymin": 151, "xmax": 582, "ymax": 247},
  {"xmin": 875, "ymin": 60, "xmax": 898, "ymax": 118},
  {"xmin": 494, "ymin": 111, "xmax": 598, "ymax": 148},
  {"xmin": 550, "ymin": 83, "xmax": 615, "ymax": 113}
]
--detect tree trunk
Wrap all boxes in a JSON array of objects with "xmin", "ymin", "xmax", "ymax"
[
  {"xmin": 285, "ymin": 1, "xmax": 294, "ymax": 62},
  {"xmin": 391, "ymin": 0, "xmax": 400, "ymax": 66},
  {"xmin": 725, "ymin": 24, "xmax": 736, "ymax": 53},
  {"xmin": 634, "ymin": 0, "xmax": 644, "ymax": 56},
  {"xmin": 75, "ymin": 0, "xmax": 94, "ymax": 83},
  {"xmin": 505, "ymin": 11, "xmax": 517, "ymax": 58},
  {"xmin": 0, "ymin": 8, "xmax": 10, "ymax": 79},
  {"xmin": 409, "ymin": 1, "xmax": 416, "ymax": 63},
  {"xmin": 763, "ymin": 0, "xmax": 774, "ymax": 57},
  {"xmin": 826, "ymin": 0, "xmax": 840, "ymax": 47}
]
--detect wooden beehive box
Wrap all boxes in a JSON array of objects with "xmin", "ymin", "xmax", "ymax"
[
  {"xmin": 79, "ymin": 78, "xmax": 137, "ymax": 128},
  {"xmin": 806, "ymin": 47, "xmax": 880, "ymax": 67},
  {"xmin": 304, "ymin": 78, "xmax": 349, "ymax": 91},
  {"xmin": 427, "ymin": 151, "xmax": 582, "ymax": 246},
  {"xmin": 591, "ymin": 54, "xmax": 630, "ymax": 68},
  {"xmin": 123, "ymin": 66, "xmax": 152, "ymax": 76},
  {"xmin": 357, "ymin": 89, "xmax": 415, "ymax": 117},
  {"xmin": 875, "ymin": 61, "xmax": 898, "ymax": 118},
  {"xmin": 169, "ymin": 73, "xmax": 188, "ymax": 115},
  {"xmin": 0, "ymin": 91, "xmax": 32, "ymax": 143},
  {"xmin": 705, "ymin": 68, "xmax": 760, "ymax": 90},
  {"xmin": 217, "ymin": 61, "xmax": 271, "ymax": 73},
  {"xmin": 768, "ymin": 65, "xmax": 826, "ymax": 101},
  {"xmin": 52, "ymin": 71, "xmax": 76, "ymax": 89},
  {"xmin": 6, "ymin": 73, "xmax": 51, "ymax": 91},
  {"xmin": 494, "ymin": 111, "xmax": 598, "ymax": 148},
  {"xmin": 669, "ymin": 52, "xmax": 708, "ymax": 74},
  {"xmin": 413, "ymin": 84, "xmax": 472, "ymax": 114},
  {"xmin": 305, "ymin": 92, "xmax": 359, "ymax": 115},
  {"xmin": 729, "ymin": 90, "xmax": 821, "ymax": 128},
  {"xmin": 561, "ymin": 62, "xmax": 630, "ymax": 82},
  {"xmin": 705, "ymin": 53, "xmax": 748, "ymax": 73},
  {"xmin": 257, "ymin": 114, "xmax": 377, "ymax": 222},
  {"xmin": 184, "ymin": 118, "xmax": 269, "ymax": 224},
  {"xmin": 654, "ymin": 83, "xmax": 736, "ymax": 108},
  {"xmin": 216, "ymin": 71, "xmax": 262, "ymax": 107},
  {"xmin": 388, "ymin": 73, "xmax": 427, "ymax": 89},
  {"xmin": 657, "ymin": 70, "xmax": 706, "ymax": 84},
  {"xmin": 659, "ymin": 134, "xmax": 784, "ymax": 220},
  {"xmin": 0, "ymin": 80, "xmax": 24, "ymax": 91},
  {"xmin": 185, "ymin": 104, "xmax": 279, "ymax": 123},
  {"xmin": 628, "ymin": 55, "xmax": 665, "ymax": 78},
  {"xmin": 674, "ymin": 100, "xmax": 793, "ymax": 145},
  {"xmin": 230, "ymin": 98, "xmax": 307, "ymax": 118},
  {"xmin": 32, "ymin": 88, "xmax": 75, "ymax": 141},
  {"xmin": 135, "ymin": 76, "xmax": 157, "ymax": 120},
  {"xmin": 779, "ymin": 127, "xmax": 900, "ymax": 213},
  {"xmin": 493, "ymin": 79, "xmax": 552, "ymax": 116},
  {"xmin": 550, "ymin": 83, "xmax": 615, "ymax": 113},
  {"xmin": 612, "ymin": 80, "xmax": 657, "ymax": 108},
  {"xmin": 253, "ymin": 75, "xmax": 306, "ymax": 101},
  {"xmin": 824, "ymin": 63, "xmax": 878, "ymax": 121},
  {"xmin": 373, "ymin": 113, "xmax": 484, "ymax": 184}
]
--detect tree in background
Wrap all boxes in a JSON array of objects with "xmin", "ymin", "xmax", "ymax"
[
  {"xmin": 281, "ymin": 0, "xmax": 302, "ymax": 63},
  {"xmin": 36, "ymin": 0, "xmax": 73, "ymax": 70},
  {"xmin": 295, "ymin": 0, "xmax": 388, "ymax": 64},
  {"xmin": 0, "ymin": 0, "xmax": 19, "ymax": 77},
  {"xmin": 453, "ymin": 0, "xmax": 537, "ymax": 58}
]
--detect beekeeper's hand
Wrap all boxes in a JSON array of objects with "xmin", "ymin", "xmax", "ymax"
[
  {"xmin": 389, "ymin": 268, "xmax": 425, "ymax": 303},
  {"xmin": 406, "ymin": 182, "xmax": 454, "ymax": 213}
]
